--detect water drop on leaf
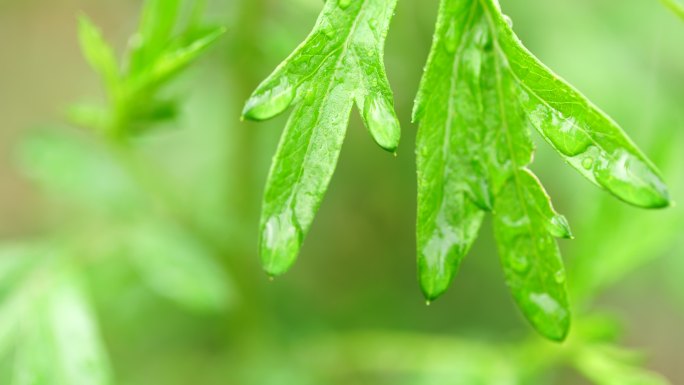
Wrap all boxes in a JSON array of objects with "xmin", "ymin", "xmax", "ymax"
[
  {"xmin": 361, "ymin": 95, "xmax": 400, "ymax": 152},
  {"xmin": 338, "ymin": 0, "xmax": 352, "ymax": 10},
  {"xmin": 242, "ymin": 80, "xmax": 296, "ymax": 121}
]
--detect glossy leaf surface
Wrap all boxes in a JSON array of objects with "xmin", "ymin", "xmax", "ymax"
[
  {"xmin": 243, "ymin": 0, "xmax": 400, "ymax": 276},
  {"xmin": 414, "ymin": 0, "xmax": 669, "ymax": 340}
]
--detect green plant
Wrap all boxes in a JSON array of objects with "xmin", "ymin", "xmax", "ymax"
[
  {"xmin": 0, "ymin": 0, "xmax": 226, "ymax": 382},
  {"xmin": 242, "ymin": 0, "xmax": 401, "ymax": 275},
  {"xmin": 1, "ymin": 0, "xmax": 681, "ymax": 384},
  {"xmin": 244, "ymin": 0, "xmax": 670, "ymax": 342}
]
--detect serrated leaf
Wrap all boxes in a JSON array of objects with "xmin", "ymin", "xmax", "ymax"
[
  {"xmin": 78, "ymin": 15, "xmax": 119, "ymax": 92},
  {"xmin": 243, "ymin": 0, "xmax": 401, "ymax": 275},
  {"xmin": 124, "ymin": 221, "xmax": 232, "ymax": 312},
  {"xmin": 414, "ymin": 0, "xmax": 668, "ymax": 340}
]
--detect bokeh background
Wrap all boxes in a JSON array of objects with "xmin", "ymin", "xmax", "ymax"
[{"xmin": 1, "ymin": 0, "xmax": 683, "ymax": 384}]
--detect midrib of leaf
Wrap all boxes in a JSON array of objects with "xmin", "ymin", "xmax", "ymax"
[
  {"xmin": 481, "ymin": 0, "xmax": 534, "ymax": 238},
  {"xmin": 487, "ymin": 25, "xmax": 551, "ymax": 306},
  {"xmin": 442, "ymin": 2, "xmax": 479, "ymax": 199},
  {"xmin": 481, "ymin": 0, "xmax": 566, "ymax": 331},
  {"xmin": 435, "ymin": 3, "xmax": 481, "ymax": 289}
]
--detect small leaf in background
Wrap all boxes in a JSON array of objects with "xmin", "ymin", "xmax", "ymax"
[
  {"xmin": 127, "ymin": 0, "xmax": 182, "ymax": 76},
  {"xmin": 78, "ymin": 15, "xmax": 119, "ymax": 93},
  {"xmin": 243, "ymin": 0, "xmax": 401, "ymax": 276},
  {"xmin": 413, "ymin": 0, "xmax": 670, "ymax": 340},
  {"xmin": 0, "ymin": 243, "xmax": 45, "ymax": 360},
  {"xmin": 144, "ymin": 26, "xmax": 226, "ymax": 88},
  {"xmin": 67, "ymin": 103, "xmax": 110, "ymax": 133},
  {"xmin": 16, "ymin": 130, "xmax": 141, "ymax": 213},
  {"xmin": 574, "ymin": 345, "xmax": 670, "ymax": 385},
  {"xmin": 124, "ymin": 221, "xmax": 233, "ymax": 312},
  {"xmin": 13, "ymin": 271, "xmax": 113, "ymax": 385}
]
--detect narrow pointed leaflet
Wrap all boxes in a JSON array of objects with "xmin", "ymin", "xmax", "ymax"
[
  {"xmin": 243, "ymin": 0, "xmax": 400, "ymax": 276},
  {"xmin": 414, "ymin": 0, "xmax": 669, "ymax": 341}
]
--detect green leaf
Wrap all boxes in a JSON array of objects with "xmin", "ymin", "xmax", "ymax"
[
  {"xmin": 128, "ymin": 0, "xmax": 181, "ymax": 75},
  {"xmin": 0, "ymin": 244, "xmax": 42, "ymax": 359},
  {"xmin": 17, "ymin": 130, "xmax": 140, "ymax": 212},
  {"xmin": 415, "ymin": 0, "xmax": 668, "ymax": 340},
  {"xmin": 243, "ymin": 0, "xmax": 401, "ymax": 275},
  {"xmin": 13, "ymin": 272, "xmax": 113, "ymax": 385},
  {"xmin": 78, "ymin": 15, "xmax": 119, "ymax": 92},
  {"xmin": 132, "ymin": 26, "xmax": 226, "ymax": 93},
  {"xmin": 124, "ymin": 221, "xmax": 232, "ymax": 312},
  {"xmin": 574, "ymin": 345, "xmax": 670, "ymax": 385}
]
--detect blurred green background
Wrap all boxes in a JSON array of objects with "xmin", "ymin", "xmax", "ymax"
[{"xmin": 1, "ymin": 0, "xmax": 683, "ymax": 384}]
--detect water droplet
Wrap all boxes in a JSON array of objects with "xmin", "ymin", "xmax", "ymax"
[
  {"xmin": 529, "ymin": 293, "xmax": 565, "ymax": 318},
  {"xmin": 261, "ymin": 210, "xmax": 300, "ymax": 275},
  {"xmin": 321, "ymin": 22, "xmax": 335, "ymax": 38},
  {"xmin": 554, "ymin": 270, "xmax": 566, "ymax": 284},
  {"xmin": 594, "ymin": 149, "xmax": 670, "ymax": 208},
  {"xmin": 581, "ymin": 157, "xmax": 594, "ymax": 170},
  {"xmin": 338, "ymin": 0, "xmax": 351, "ymax": 9},
  {"xmin": 425, "ymin": 300, "xmax": 432, "ymax": 306},
  {"xmin": 362, "ymin": 95, "xmax": 400, "ymax": 152},
  {"xmin": 444, "ymin": 20, "xmax": 459, "ymax": 53},
  {"xmin": 242, "ymin": 79, "xmax": 296, "ymax": 121},
  {"xmin": 510, "ymin": 254, "xmax": 530, "ymax": 274},
  {"xmin": 526, "ymin": 105, "xmax": 591, "ymax": 157},
  {"xmin": 549, "ymin": 215, "xmax": 572, "ymax": 239},
  {"xmin": 503, "ymin": 15, "xmax": 513, "ymax": 28},
  {"xmin": 472, "ymin": 24, "xmax": 491, "ymax": 49}
]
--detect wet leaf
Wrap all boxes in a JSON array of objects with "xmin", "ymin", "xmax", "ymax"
[
  {"xmin": 78, "ymin": 15, "xmax": 119, "ymax": 92},
  {"xmin": 243, "ymin": 0, "xmax": 401, "ymax": 275},
  {"xmin": 414, "ymin": 0, "xmax": 669, "ymax": 340}
]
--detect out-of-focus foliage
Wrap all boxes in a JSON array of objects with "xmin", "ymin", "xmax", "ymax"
[
  {"xmin": 0, "ymin": 0, "xmax": 228, "ymax": 383},
  {"xmin": 0, "ymin": 0, "xmax": 682, "ymax": 384},
  {"xmin": 661, "ymin": 0, "xmax": 684, "ymax": 21}
]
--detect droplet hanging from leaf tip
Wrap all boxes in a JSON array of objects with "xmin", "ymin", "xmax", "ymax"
[{"xmin": 361, "ymin": 95, "xmax": 400, "ymax": 152}]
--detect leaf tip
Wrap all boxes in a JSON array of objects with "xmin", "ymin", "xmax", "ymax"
[{"xmin": 242, "ymin": 80, "xmax": 296, "ymax": 122}]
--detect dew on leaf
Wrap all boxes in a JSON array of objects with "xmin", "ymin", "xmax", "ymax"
[
  {"xmin": 242, "ymin": 79, "xmax": 296, "ymax": 121},
  {"xmin": 338, "ymin": 0, "xmax": 352, "ymax": 10},
  {"xmin": 361, "ymin": 95, "xmax": 400, "ymax": 152}
]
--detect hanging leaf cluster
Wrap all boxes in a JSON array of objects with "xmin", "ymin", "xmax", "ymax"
[{"xmin": 243, "ymin": 0, "xmax": 670, "ymax": 340}]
